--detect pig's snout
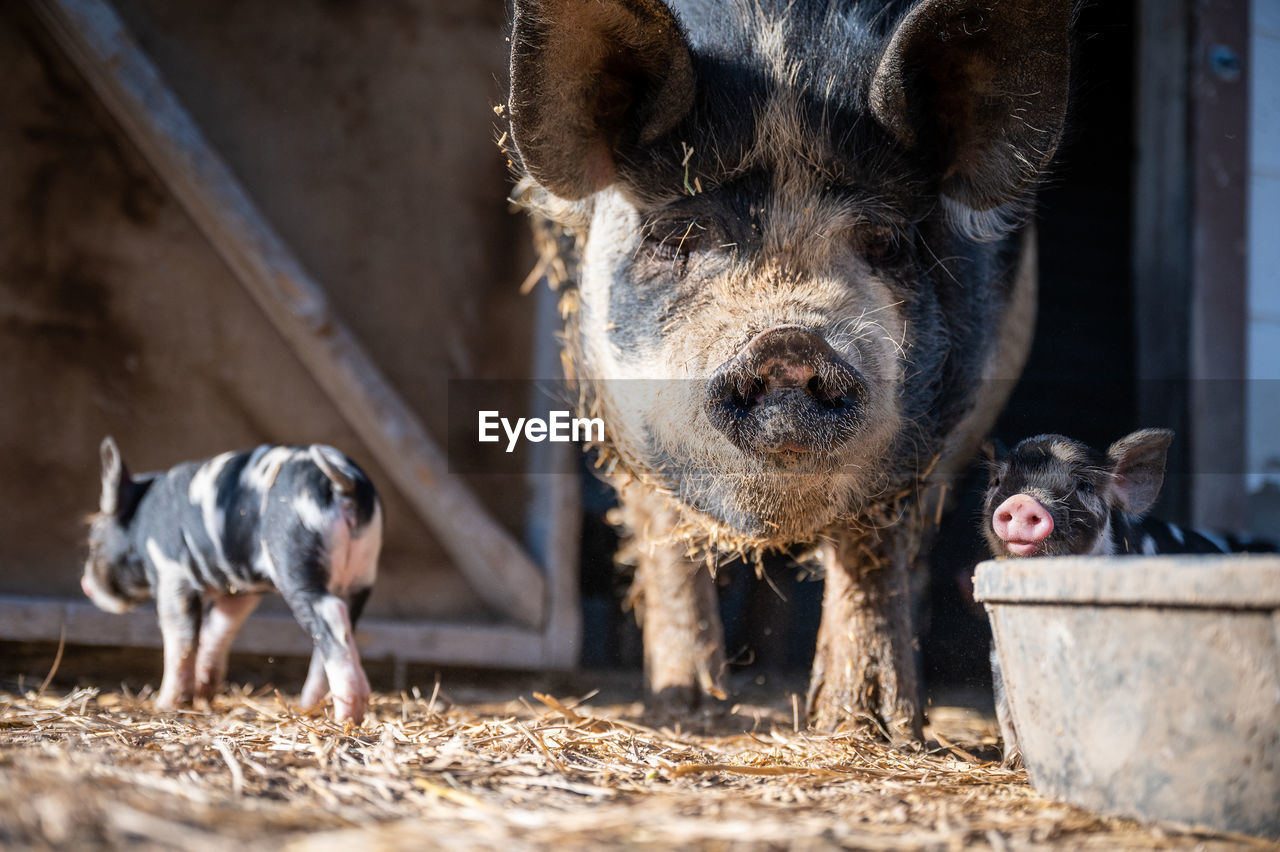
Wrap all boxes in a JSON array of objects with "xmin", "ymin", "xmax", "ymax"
[
  {"xmin": 992, "ymin": 493, "xmax": 1055, "ymax": 556},
  {"xmin": 705, "ymin": 326, "xmax": 865, "ymax": 456}
]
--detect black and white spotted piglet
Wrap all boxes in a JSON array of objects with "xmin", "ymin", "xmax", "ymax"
[
  {"xmin": 982, "ymin": 428, "xmax": 1181, "ymax": 560},
  {"xmin": 979, "ymin": 428, "xmax": 1274, "ymax": 763},
  {"xmin": 83, "ymin": 437, "xmax": 382, "ymax": 723},
  {"xmin": 981, "ymin": 428, "xmax": 1272, "ymax": 559}
]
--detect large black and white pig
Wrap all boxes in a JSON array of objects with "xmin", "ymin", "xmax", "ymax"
[
  {"xmin": 82, "ymin": 437, "xmax": 382, "ymax": 723},
  {"xmin": 507, "ymin": 0, "xmax": 1074, "ymax": 735}
]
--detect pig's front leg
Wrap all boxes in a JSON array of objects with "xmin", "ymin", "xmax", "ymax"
[
  {"xmin": 194, "ymin": 593, "xmax": 261, "ymax": 701},
  {"xmin": 807, "ymin": 528, "xmax": 923, "ymax": 740},
  {"xmin": 619, "ymin": 487, "xmax": 726, "ymax": 712},
  {"xmin": 283, "ymin": 587, "xmax": 371, "ymax": 724},
  {"xmin": 154, "ymin": 574, "xmax": 202, "ymax": 711}
]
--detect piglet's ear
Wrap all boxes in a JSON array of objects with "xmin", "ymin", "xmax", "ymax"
[
  {"xmin": 870, "ymin": 0, "xmax": 1073, "ymax": 211},
  {"xmin": 979, "ymin": 439, "xmax": 1006, "ymax": 485},
  {"xmin": 1107, "ymin": 428, "xmax": 1174, "ymax": 515},
  {"xmin": 99, "ymin": 436, "xmax": 131, "ymax": 515},
  {"xmin": 508, "ymin": 0, "xmax": 695, "ymax": 201}
]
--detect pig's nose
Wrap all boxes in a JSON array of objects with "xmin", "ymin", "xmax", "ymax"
[
  {"xmin": 992, "ymin": 493, "xmax": 1055, "ymax": 543},
  {"xmin": 705, "ymin": 326, "xmax": 865, "ymax": 456}
]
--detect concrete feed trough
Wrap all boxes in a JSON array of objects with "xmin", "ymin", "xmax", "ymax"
[{"xmin": 975, "ymin": 555, "xmax": 1280, "ymax": 839}]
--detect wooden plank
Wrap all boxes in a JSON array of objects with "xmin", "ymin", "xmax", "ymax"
[
  {"xmin": 1135, "ymin": 0, "xmax": 1250, "ymax": 530},
  {"xmin": 526, "ymin": 283, "xmax": 582, "ymax": 668},
  {"xmin": 1134, "ymin": 0, "xmax": 1193, "ymax": 525},
  {"xmin": 1188, "ymin": 0, "xmax": 1249, "ymax": 531},
  {"xmin": 28, "ymin": 0, "xmax": 546, "ymax": 627},
  {"xmin": 0, "ymin": 596, "xmax": 552, "ymax": 669}
]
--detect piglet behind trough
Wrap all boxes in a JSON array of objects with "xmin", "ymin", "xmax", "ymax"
[
  {"xmin": 979, "ymin": 428, "xmax": 1276, "ymax": 764},
  {"xmin": 83, "ymin": 437, "xmax": 382, "ymax": 723}
]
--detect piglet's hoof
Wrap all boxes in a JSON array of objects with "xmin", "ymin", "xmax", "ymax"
[
  {"xmin": 195, "ymin": 679, "xmax": 222, "ymax": 703},
  {"xmin": 330, "ymin": 693, "xmax": 367, "ymax": 725},
  {"xmin": 152, "ymin": 690, "xmax": 193, "ymax": 712},
  {"xmin": 298, "ymin": 677, "xmax": 330, "ymax": 717}
]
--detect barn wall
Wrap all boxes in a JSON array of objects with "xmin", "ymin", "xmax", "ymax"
[
  {"xmin": 1248, "ymin": 0, "xmax": 1280, "ymax": 535},
  {"xmin": 0, "ymin": 1, "xmax": 538, "ymax": 625}
]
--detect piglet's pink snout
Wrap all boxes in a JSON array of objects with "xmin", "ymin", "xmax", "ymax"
[{"xmin": 993, "ymin": 493, "xmax": 1055, "ymax": 543}]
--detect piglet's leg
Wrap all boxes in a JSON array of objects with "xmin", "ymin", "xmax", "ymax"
[
  {"xmin": 299, "ymin": 647, "xmax": 328, "ymax": 711},
  {"xmin": 154, "ymin": 578, "xmax": 202, "ymax": 711},
  {"xmin": 298, "ymin": 587, "xmax": 371, "ymax": 713},
  {"xmin": 284, "ymin": 589, "xmax": 371, "ymax": 724},
  {"xmin": 991, "ymin": 648, "xmax": 1022, "ymax": 768},
  {"xmin": 194, "ymin": 593, "xmax": 261, "ymax": 701}
]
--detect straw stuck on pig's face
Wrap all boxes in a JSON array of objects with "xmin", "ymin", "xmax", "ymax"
[{"xmin": 573, "ymin": 176, "xmax": 916, "ymax": 543}]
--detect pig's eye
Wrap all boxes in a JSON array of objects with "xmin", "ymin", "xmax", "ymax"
[
  {"xmin": 1077, "ymin": 478, "xmax": 1096, "ymax": 495},
  {"xmin": 641, "ymin": 220, "xmax": 705, "ymax": 266},
  {"xmin": 855, "ymin": 225, "xmax": 907, "ymax": 264}
]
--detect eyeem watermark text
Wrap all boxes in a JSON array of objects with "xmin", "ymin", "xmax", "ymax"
[{"xmin": 478, "ymin": 410, "xmax": 604, "ymax": 452}]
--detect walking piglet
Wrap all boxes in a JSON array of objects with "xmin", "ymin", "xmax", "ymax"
[{"xmin": 82, "ymin": 437, "xmax": 382, "ymax": 723}]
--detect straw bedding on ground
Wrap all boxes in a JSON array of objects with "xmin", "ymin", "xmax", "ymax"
[{"xmin": 0, "ymin": 679, "xmax": 1266, "ymax": 851}]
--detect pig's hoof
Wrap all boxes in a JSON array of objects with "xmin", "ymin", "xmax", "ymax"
[
  {"xmin": 153, "ymin": 691, "xmax": 193, "ymax": 712},
  {"xmin": 331, "ymin": 693, "xmax": 367, "ymax": 725},
  {"xmin": 194, "ymin": 680, "xmax": 221, "ymax": 702},
  {"xmin": 647, "ymin": 683, "xmax": 725, "ymax": 718},
  {"xmin": 299, "ymin": 687, "xmax": 329, "ymax": 713}
]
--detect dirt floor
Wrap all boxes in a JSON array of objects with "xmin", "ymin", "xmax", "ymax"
[{"xmin": 1, "ymin": 650, "xmax": 1274, "ymax": 852}]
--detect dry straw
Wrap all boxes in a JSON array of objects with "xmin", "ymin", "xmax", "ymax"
[{"xmin": 0, "ymin": 683, "xmax": 1261, "ymax": 850}]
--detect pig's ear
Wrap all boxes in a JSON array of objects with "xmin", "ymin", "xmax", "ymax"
[
  {"xmin": 870, "ymin": 0, "xmax": 1073, "ymax": 211},
  {"xmin": 1106, "ymin": 428, "xmax": 1174, "ymax": 515},
  {"xmin": 979, "ymin": 439, "xmax": 1005, "ymax": 484},
  {"xmin": 508, "ymin": 0, "xmax": 695, "ymax": 200},
  {"xmin": 99, "ymin": 436, "xmax": 131, "ymax": 515}
]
